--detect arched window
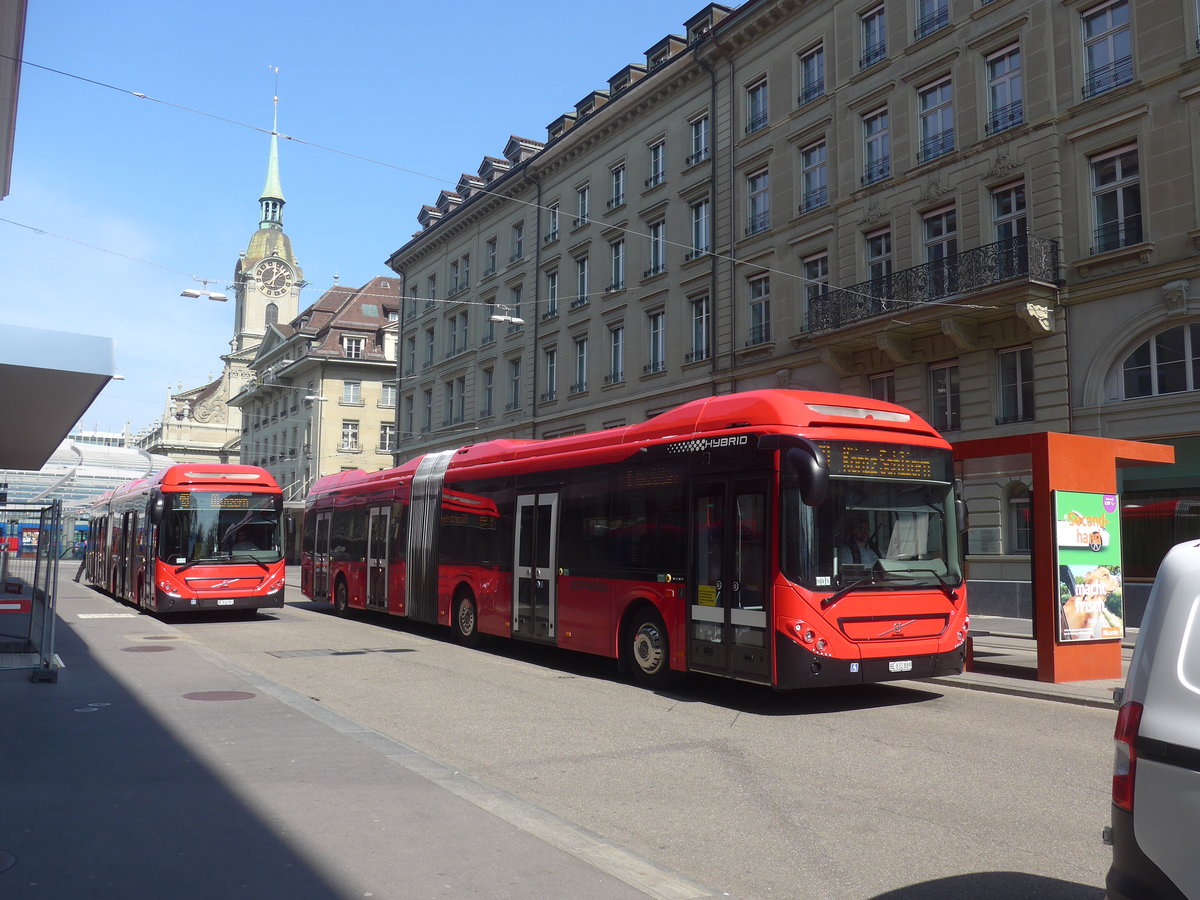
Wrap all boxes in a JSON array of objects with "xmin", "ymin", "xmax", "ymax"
[
  {"xmin": 1005, "ymin": 482, "xmax": 1031, "ymax": 554},
  {"xmin": 1121, "ymin": 324, "xmax": 1200, "ymax": 398},
  {"xmin": 265, "ymin": 303, "xmax": 278, "ymax": 327}
]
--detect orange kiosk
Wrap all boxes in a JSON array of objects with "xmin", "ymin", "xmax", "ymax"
[{"xmin": 954, "ymin": 433, "xmax": 1174, "ymax": 683}]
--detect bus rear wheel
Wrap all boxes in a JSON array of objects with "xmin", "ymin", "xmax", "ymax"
[
  {"xmin": 453, "ymin": 591, "xmax": 479, "ymax": 646},
  {"xmin": 628, "ymin": 608, "xmax": 673, "ymax": 688},
  {"xmin": 333, "ymin": 579, "xmax": 349, "ymax": 616}
]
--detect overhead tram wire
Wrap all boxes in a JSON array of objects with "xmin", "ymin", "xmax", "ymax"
[{"xmin": 1, "ymin": 51, "xmax": 1013, "ymax": 321}]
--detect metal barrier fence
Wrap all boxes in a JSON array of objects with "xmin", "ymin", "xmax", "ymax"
[{"xmin": 0, "ymin": 501, "xmax": 62, "ymax": 682}]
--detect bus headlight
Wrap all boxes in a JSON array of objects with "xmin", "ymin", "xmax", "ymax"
[{"xmin": 156, "ymin": 581, "xmax": 181, "ymax": 598}]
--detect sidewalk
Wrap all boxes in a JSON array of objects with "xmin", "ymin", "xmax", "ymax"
[
  {"xmin": 925, "ymin": 615, "xmax": 1132, "ymax": 710},
  {"xmin": 0, "ymin": 574, "xmax": 710, "ymax": 900}
]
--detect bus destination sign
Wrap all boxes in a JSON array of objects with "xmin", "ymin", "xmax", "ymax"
[{"xmin": 819, "ymin": 442, "xmax": 946, "ymax": 480}]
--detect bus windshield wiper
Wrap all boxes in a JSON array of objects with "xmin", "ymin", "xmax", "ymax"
[
  {"xmin": 822, "ymin": 578, "xmax": 872, "ymax": 610},
  {"xmin": 931, "ymin": 571, "xmax": 960, "ymax": 604}
]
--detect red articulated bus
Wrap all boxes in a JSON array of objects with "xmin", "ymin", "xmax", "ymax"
[
  {"xmin": 301, "ymin": 389, "xmax": 969, "ymax": 688},
  {"xmin": 86, "ymin": 464, "xmax": 286, "ymax": 613}
]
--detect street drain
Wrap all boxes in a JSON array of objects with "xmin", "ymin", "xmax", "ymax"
[
  {"xmin": 121, "ymin": 646, "xmax": 173, "ymax": 653},
  {"xmin": 183, "ymin": 691, "xmax": 256, "ymax": 702}
]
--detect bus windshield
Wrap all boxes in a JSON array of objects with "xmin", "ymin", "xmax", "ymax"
[
  {"xmin": 781, "ymin": 443, "xmax": 963, "ymax": 592},
  {"xmin": 160, "ymin": 491, "xmax": 283, "ymax": 566}
]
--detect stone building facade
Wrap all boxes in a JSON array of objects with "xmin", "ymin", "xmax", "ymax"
[{"xmin": 386, "ymin": 0, "xmax": 1200, "ymax": 621}]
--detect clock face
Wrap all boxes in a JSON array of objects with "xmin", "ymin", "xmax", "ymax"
[{"xmin": 255, "ymin": 260, "xmax": 293, "ymax": 298}]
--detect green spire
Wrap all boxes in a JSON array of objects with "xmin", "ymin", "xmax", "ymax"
[{"xmin": 259, "ymin": 89, "xmax": 285, "ymax": 230}]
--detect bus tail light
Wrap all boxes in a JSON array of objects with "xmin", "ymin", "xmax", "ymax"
[{"xmin": 1112, "ymin": 700, "xmax": 1143, "ymax": 812}]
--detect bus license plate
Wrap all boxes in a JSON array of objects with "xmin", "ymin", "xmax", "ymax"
[
  {"xmin": 888, "ymin": 660, "xmax": 913, "ymax": 673},
  {"xmin": 217, "ymin": 599, "xmax": 234, "ymax": 606}
]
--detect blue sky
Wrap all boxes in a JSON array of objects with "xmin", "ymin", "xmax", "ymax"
[{"xmin": 1, "ymin": 0, "xmax": 716, "ymax": 433}]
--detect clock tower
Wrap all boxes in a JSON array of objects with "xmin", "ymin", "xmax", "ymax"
[{"xmin": 231, "ymin": 96, "xmax": 303, "ymax": 356}]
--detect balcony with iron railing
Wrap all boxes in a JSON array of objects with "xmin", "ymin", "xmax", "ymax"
[
  {"xmin": 1091, "ymin": 215, "xmax": 1143, "ymax": 256},
  {"xmin": 914, "ymin": 6, "xmax": 948, "ymax": 39},
  {"xmin": 862, "ymin": 157, "xmax": 890, "ymax": 187},
  {"xmin": 686, "ymin": 148, "xmax": 710, "ymax": 166},
  {"xmin": 807, "ymin": 234, "xmax": 1060, "ymax": 332},
  {"xmin": 798, "ymin": 79, "xmax": 825, "ymax": 105},
  {"xmin": 604, "ymin": 371, "xmax": 624, "ymax": 385},
  {"xmin": 745, "ymin": 322, "xmax": 772, "ymax": 347},
  {"xmin": 800, "ymin": 185, "xmax": 828, "ymax": 214},
  {"xmin": 860, "ymin": 40, "xmax": 886, "ymax": 70},
  {"xmin": 917, "ymin": 129, "xmax": 954, "ymax": 164}
]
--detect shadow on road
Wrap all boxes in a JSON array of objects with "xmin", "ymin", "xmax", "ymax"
[{"xmin": 870, "ymin": 871, "xmax": 1104, "ymax": 899}]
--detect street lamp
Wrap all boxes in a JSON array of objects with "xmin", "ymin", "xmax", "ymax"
[
  {"xmin": 304, "ymin": 395, "xmax": 328, "ymax": 490},
  {"xmin": 181, "ymin": 277, "xmax": 229, "ymax": 301},
  {"xmin": 489, "ymin": 305, "xmax": 525, "ymax": 326}
]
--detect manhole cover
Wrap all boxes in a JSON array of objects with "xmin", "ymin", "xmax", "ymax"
[
  {"xmin": 182, "ymin": 691, "xmax": 256, "ymax": 702},
  {"xmin": 121, "ymin": 646, "xmax": 173, "ymax": 653},
  {"xmin": 143, "ymin": 635, "xmax": 179, "ymax": 641},
  {"xmin": 0, "ymin": 850, "xmax": 16, "ymax": 873}
]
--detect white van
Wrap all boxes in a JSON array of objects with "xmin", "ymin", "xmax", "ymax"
[{"xmin": 1105, "ymin": 541, "xmax": 1200, "ymax": 899}]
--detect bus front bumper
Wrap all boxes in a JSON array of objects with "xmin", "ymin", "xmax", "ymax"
[
  {"xmin": 776, "ymin": 631, "xmax": 965, "ymax": 689},
  {"xmin": 154, "ymin": 587, "xmax": 286, "ymax": 612}
]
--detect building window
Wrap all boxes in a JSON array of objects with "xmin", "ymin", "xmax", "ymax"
[
  {"xmin": 545, "ymin": 205, "xmax": 559, "ymax": 243},
  {"xmin": 481, "ymin": 368, "xmax": 494, "ymax": 417},
  {"xmin": 509, "ymin": 285, "xmax": 523, "ymax": 328},
  {"xmin": 343, "ymin": 336, "xmax": 365, "ymax": 359},
  {"xmin": 609, "ymin": 164, "xmax": 626, "ymax": 208},
  {"xmin": 863, "ymin": 108, "xmax": 890, "ymax": 185},
  {"xmin": 483, "ymin": 302, "xmax": 496, "ymax": 343},
  {"xmin": 575, "ymin": 256, "xmax": 590, "ymax": 306},
  {"xmin": 1006, "ymin": 483, "xmax": 1032, "ymax": 554},
  {"xmin": 747, "ymin": 275, "xmax": 771, "ymax": 346},
  {"xmin": 545, "ymin": 270, "xmax": 559, "ymax": 318},
  {"xmin": 340, "ymin": 420, "xmax": 360, "ymax": 451},
  {"xmin": 689, "ymin": 199, "xmax": 710, "ymax": 258},
  {"xmin": 485, "ymin": 238, "xmax": 497, "ymax": 275},
  {"xmin": 342, "ymin": 380, "xmax": 362, "ymax": 404},
  {"xmin": 800, "ymin": 141, "xmax": 828, "ymax": 212},
  {"xmin": 543, "ymin": 348, "xmax": 557, "ymax": 402},
  {"xmin": 992, "ymin": 181, "xmax": 1028, "ymax": 278},
  {"xmin": 866, "ymin": 229, "xmax": 893, "ymax": 298},
  {"xmin": 426, "ymin": 274, "xmax": 437, "ymax": 301},
  {"xmin": 511, "ymin": 222, "xmax": 524, "ymax": 261},
  {"xmin": 609, "ymin": 239, "xmax": 625, "ymax": 291},
  {"xmin": 915, "ymin": 0, "xmax": 949, "ymax": 39},
  {"xmin": 403, "ymin": 394, "xmax": 414, "ymax": 437},
  {"xmin": 1122, "ymin": 324, "xmax": 1200, "ymax": 397},
  {"xmin": 923, "ymin": 206, "xmax": 958, "ymax": 297},
  {"xmin": 381, "ymin": 382, "xmax": 397, "ymax": 408},
  {"xmin": 379, "ymin": 422, "xmax": 396, "ymax": 453},
  {"xmin": 860, "ymin": 5, "xmax": 887, "ymax": 69},
  {"xmin": 747, "ymin": 169, "xmax": 770, "ymax": 235},
  {"xmin": 1082, "ymin": 0, "xmax": 1133, "ymax": 100},
  {"xmin": 986, "ymin": 45, "xmax": 1023, "ymax": 135},
  {"xmin": 647, "ymin": 221, "xmax": 666, "ymax": 276},
  {"xmin": 572, "ymin": 337, "xmax": 588, "ymax": 393},
  {"xmin": 689, "ymin": 115, "xmax": 710, "ymax": 165},
  {"xmin": 508, "ymin": 359, "xmax": 522, "ymax": 410},
  {"xmin": 424, "ymin": 327, "xmax": 435, "ymax": 366},
  {"xmin": 803, "ymin": 254, "xmax": 829, "ymax": 326},
  {"xmin": 404, "ymin": 335, "xmax": 416, "ymax": 375},
  {"xmin": 646, "ymin": 311, "xmax": 666, "ymax": 374},
  {"xmin": 746, "ymin": 79, "xmax": 769, "ymax": 133},
  {"xmin": 265, "ymin": 303, "xmax": 278, "ymax": 328},
  {"xmin": 647, "ymin": 141, "xmax": 666, "ymax": 187},
  {"xmin": 799, "ymin": 44, "xmax": 825, "ymax": 104},
  {"xmin": 609, "ymin": 325, "xmax": 625, "ymax": 384},
  {"xmin": 1090, "ymin": 145, "xmax": 1142, "ymax": 253},
  {"xmin": 998, "ymin": 346, "xmax": 1035, "ymax": 423},
  {"xmin": 689, "ymin": 296, "xmax": 711, "ymax": 362},
  {"xmin": 422, "ymin": 390, "xmax": 433, "ymax": 433},
  {"xmin": 930, "ymin": 364, "xmax": 961, "ymax": 432},
  {"xmin": 870, "ymin": 372, "xmax": 896, "ymax": 403},
  {"xmin": 575, "ymin": 184, "xmax": 590, "ymax": 226},
  {"xmin": 917, "ymin": 78, "xmax": 954, "ymax": 163}
]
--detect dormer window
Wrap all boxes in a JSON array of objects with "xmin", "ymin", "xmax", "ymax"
[{"xmin": 343, "ymin": 336, "xmax": 365, "ymax": 359}]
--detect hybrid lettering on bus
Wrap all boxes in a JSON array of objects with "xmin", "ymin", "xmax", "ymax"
[
  {"xmin": 86, "ymin": 464, "xmax": 286, "ymax": 612},
  {"xmin": 301, "ymin": 390, "xmax": 968, "ymax": 688}
]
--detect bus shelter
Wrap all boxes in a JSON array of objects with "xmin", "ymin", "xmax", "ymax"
[
  {"xmin": 954, "ymin": 433, "xmax": 1174, "ymax": 683},
  {"xmin": 0, "ymin": 501, "xmax": 63, "ymax": 682}
]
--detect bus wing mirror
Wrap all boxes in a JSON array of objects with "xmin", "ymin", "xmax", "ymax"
[
  {"xmin": 956, "ymin": 498, "xmax": 968, "ymax": 533},
  {"xmin": 787, "ymin": 446, "xmax": 829, "ymax": 508}
]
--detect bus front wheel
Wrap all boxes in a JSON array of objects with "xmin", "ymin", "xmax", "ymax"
[
  {"xmin": 453, "ymin": 591, "xmax": 479, "ymax": 646},
  {"xmin": 628, "ymin": 608, "xmax": 673, "ymax": 688},
  {"xmin": 333, "ymin": 579, "xmax": 349, "ymax": 616}
]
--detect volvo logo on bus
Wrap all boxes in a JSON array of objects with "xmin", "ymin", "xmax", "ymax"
[{"xmin": 668, "ymin": 435, "xmax": 750, "ymax": 454}]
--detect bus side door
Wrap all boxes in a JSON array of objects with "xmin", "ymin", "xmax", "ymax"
[
  {"xmin": 688, "ymin": 477, "xmax": 771, "ymax": 684},
  {"xmin": 313, "ymin": 511, "xmax": 332, "ymax": 599},
  {"xmin": 513, "ymin": 492, "xmax": 558, "ymax": 641},
  {"xmin": 366, "ymin": 506, "xmax": 389, "ymax": 609}
]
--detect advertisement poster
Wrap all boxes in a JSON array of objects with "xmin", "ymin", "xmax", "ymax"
[
  {"xmin": 18, "ymin": 526, "xmax": 40, "ymax": 558},
  {"xmin": 1054, "ymin": 491, "xmax": 1124, "ymax": 642}
]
